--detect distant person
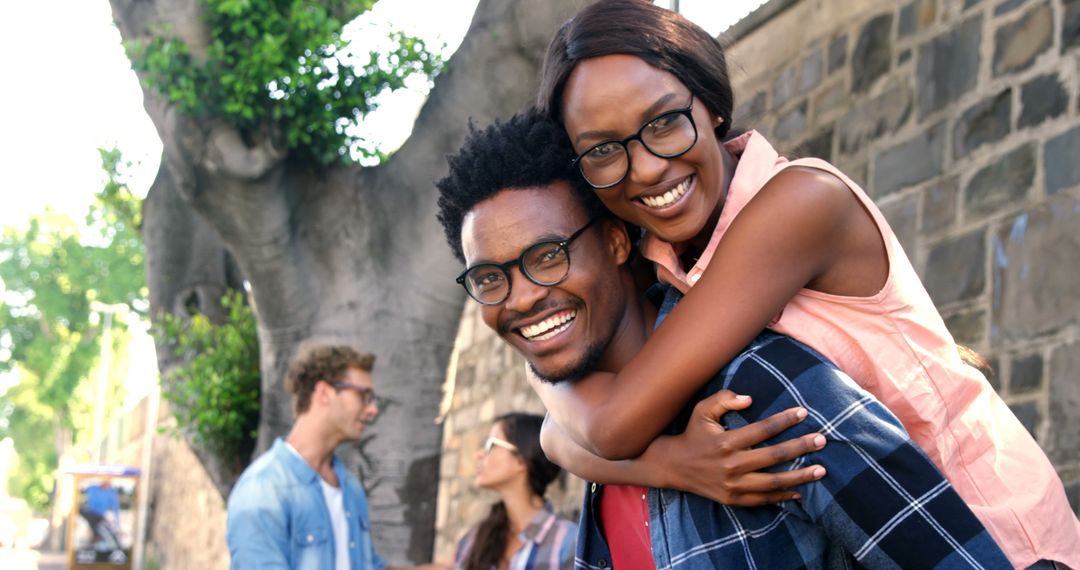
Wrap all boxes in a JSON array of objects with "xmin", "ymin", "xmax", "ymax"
[
  {"xmin": 226, "ymin": 344, "xmax": 448, "ymax": 570},
  {"xmin": 455, "ymin": 413, "xmax": 576, "ymax": 570},
  {"xmin": 80, "ymin": 479, "xmax": 120, "ymax": 545}
]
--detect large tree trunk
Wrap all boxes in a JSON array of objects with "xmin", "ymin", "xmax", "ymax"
[
  {"xmin": 110, "ymin": 0, "xmax": 588, "ymax": 562},
  {"xmin": 142, "ymin": 157, "xmax": 248, "ymax": 494}
]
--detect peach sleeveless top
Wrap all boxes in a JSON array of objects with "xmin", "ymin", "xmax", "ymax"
[{"xmin": 641, "ymin": 131, "xmax": 1080, "ymax": 568}]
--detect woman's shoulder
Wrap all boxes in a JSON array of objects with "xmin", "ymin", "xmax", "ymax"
[
  {"xmin": 554, "ymin": 512, "xmax": 578, "ymax": 529},
  {"xmin": 762, "ymin": 162, "xmax": 852, "ymax": 200},
  {"xmin": 735, "ymin": 159, "xmax": 872, "ymax": 242},
  {"xmin": 547, "ymin": 512, "xmax": 579, "ymax": 546},
  {"xmin": 454, "ymin": 525, "xmax": 479, "ymax": 563}
]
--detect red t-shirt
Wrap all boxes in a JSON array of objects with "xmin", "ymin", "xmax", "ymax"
[{"xmin": 599, "ymin": 484, "xmax": 655, "ymax": 569}]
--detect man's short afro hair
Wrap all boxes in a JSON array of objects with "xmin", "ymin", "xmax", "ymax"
[{"xmin": 436, "ymin": 107, "xmax": 608, "ymax": 262}]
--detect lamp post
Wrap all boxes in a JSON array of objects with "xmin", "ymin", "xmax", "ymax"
[{"xmin": 89, "ymin": 301, "xmax": 128, "ymax": 464}]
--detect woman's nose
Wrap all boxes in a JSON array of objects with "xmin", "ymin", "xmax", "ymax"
[{"xmin": 626, "ymin": 141, "xmax": 667, "ymax": 186}]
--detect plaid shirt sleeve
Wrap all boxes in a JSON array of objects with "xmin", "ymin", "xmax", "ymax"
[{"xmin": 712, "ymin": 332, "xmax": 1011, "ymax": 569}]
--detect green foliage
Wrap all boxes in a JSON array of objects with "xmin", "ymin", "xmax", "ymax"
[
  {"xmin": 92, "ymin": 148, "xmax": 143, "ymax": 235},
  {"xmin": 0, "ymin": 148, "xmax": 147, "ymax": 511},
  {"xmin": 127, "ymin": 0, "xmax": 443, "ymax": 164},
  {"xmin": 1, "ymin": 384, "xmax": 56, "ymax": 509},
  {"xmin": 157, "ymin": 291, "xmax": 260, "ymax": 462}
]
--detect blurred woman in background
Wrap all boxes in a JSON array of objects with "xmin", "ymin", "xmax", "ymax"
[{"xmin": 455, "ymin": 413, "xmax": 576, "ymax": 570}]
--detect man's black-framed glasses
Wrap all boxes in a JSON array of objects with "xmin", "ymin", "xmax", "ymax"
[
  {"xmin": 572, "ymin": 95, "xmax": 698, "ymax": 189},
  {"xmin": 333, "ymin": 382, "xmax": 377, "ymax": 406},
  {"xmin": 456, "ymin": 217, "xmax": 599, "ymax": 305}
]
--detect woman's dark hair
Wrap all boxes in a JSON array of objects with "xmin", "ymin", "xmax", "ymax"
[
  {"xmin": 538, "ymin": 0, "xmax": 733, "ymax": 140},
  {"xmin": 462, "ymin": 413, "xmax": 562, "ymax": 570}
]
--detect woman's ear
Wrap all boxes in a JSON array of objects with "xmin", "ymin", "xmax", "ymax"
[{"xmin": 603, "ymin": 218, "xmax": 632, "ymax": 265}]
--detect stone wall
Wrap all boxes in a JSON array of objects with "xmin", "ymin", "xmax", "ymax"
[
  {"xmin": 432, "ymin": 305, "xmax": 584, "ymax": 561},
  {"xmin": 721, "ymin": 0, "xmax": 1080, "ymax": 505},
  {"xmin": 434, "ymin": 0, "xmax": 1080, "ymax": 555},
  {"xmin": 141, "ymin": 409, "xmax": 229, "ymax": 570},
  {"xmin": 98, "ymin": 393, "xmax": 229, "ymax": 570}
]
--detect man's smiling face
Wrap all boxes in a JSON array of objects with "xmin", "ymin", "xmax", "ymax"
[{"xmin": 460, "ymin": 182, "xmax": 629, "ymax": 383}]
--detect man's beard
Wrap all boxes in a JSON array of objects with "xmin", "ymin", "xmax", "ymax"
[{"xmin": 527, "ymin": 340, "xmax": 606, "ymax": 385}]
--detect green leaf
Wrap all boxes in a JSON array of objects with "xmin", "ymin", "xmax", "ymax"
[
  {"xmin": 126, "ymin": 0, "xmax": 444, "ymax": 165},
  {"xmin": 155, "ymin": 291, "xmax": 260, "ymax": 459}
]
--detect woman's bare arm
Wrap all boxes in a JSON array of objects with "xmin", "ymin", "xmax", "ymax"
[
  {"xmin": 537, "ymin": 167, "xmax": 885, "ymax": 459},
  {"xmin": 539, "ymin": 390, "xmax": 828, "ymax": 505}
]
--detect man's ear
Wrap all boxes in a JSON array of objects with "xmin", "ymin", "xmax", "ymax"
[
  {"xmin": 313, "ymin": 380, "xmax": 334, "ymax": 406},
  {"xmin": 602, "ymin": 218, "xmax": 632, "ymax": 265}
]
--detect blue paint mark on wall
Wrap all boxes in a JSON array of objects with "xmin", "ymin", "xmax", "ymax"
[
  {"xmin": 1008, "ymin": 213, "xmax": 1027, "ymax": 243},
  {"xmin": 994, "ymin": 236, "xmax": 1008, "ymax": 269},
  {"xmin": 992, "ymin": 236, "xmax": 1005, "ymax": 311}
]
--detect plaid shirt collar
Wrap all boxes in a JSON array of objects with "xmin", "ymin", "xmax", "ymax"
[{"xmin": 520, "ymin": 500, "xmax": 559, "ymax": 545}]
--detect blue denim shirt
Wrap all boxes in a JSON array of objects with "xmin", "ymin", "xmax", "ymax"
[
  {"xmin": 227, "ymin": 438, "xmax": 387, "ymax": 570},
  {"xmin": 574, "ymin": 289, "xmax": 1009, "ymax": 569}
]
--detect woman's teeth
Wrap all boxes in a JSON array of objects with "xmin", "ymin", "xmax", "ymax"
[
  {"xmin": 520, "ymin": 311, "xmax": 576, "ymax": 341},
  {"xmin": 641, "ymin": 178, "xmax": 690, "ymax": 208}
]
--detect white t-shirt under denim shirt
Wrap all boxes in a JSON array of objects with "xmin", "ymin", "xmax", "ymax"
[
  {"xmin": 285, "ymin": 441, "xmax": 350, "ymax": 570},
  {"xmin": 320, "ymin": 479, "xmax": 351, "ymax": 570}
]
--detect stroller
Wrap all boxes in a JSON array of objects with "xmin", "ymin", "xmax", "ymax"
[{"xmin": 76, "ymin": 508, "xmax": 128, "ymax": 564}]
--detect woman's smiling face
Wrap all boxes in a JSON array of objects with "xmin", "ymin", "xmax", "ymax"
[{"xmin": 561, "ymin": 54, "xmax": 729, "ymax": 246}]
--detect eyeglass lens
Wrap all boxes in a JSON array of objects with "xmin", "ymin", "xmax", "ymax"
[
  {"xmin": 336, "ymin": 383, "xmax": 376, "ymax": 405},
  {"xmin": 465, "ymin": 242, "xmax": 569, "ymax": 304},
  {"xmin": 360, "ymin": 390, "xmax": 375, "ymax": 406},
  {"xmin": 579, "ymin": 107, "xmax": 697, "ymax": 188}
]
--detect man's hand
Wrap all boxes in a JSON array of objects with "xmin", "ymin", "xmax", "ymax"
[{"xmin": 643, "ymin": 389, "xmax": 827, "ymax": 506}]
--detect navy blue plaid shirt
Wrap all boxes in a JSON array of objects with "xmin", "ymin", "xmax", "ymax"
[{"xmin": 574, "ymin": 289, "xmax": 1010, "ymax": 569}]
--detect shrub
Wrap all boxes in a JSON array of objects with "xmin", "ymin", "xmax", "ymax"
[{"xmin": 157, "ymin": 291, "xmax": 260, "ymax": 462}]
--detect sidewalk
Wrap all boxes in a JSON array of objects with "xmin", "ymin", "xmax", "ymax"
[
  {"xmin": 37, "ymin": 550, "xmax": 66, "ymax": 570},
  {"xmin": 0, "ymin": 547, "xmax": 39, "ymax": 570},
  {"xmin": 0, "ymin": 548, "xmax": 65, "ymax": 570}
]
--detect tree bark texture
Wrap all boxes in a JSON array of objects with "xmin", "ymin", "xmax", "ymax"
[
  {"xmin": 110, "ymin": 0, "xmax": 589, "ymax": 562},
  {"xmin": 142, "ymin": 156, "xmax": 249, "ymax": 494}
]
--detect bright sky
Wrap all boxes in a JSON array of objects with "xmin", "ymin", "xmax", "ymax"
[
  {"xmin": 0, "ymin": 0, "xmax": 766, "ymax": 230},
  {"xmin": 0, "ymin": 0, "xmax": 766, "ymax": 404}
]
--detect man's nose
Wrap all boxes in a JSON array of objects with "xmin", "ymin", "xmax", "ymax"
[
  {"xmin": 503, "ymin": 268, "xmax": 548, "ymax": 314},
  {"xmin": 627, "ymin": 141, "xmax": 667, "ymax": 186}
]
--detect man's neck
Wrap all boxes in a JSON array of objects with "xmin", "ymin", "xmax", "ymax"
[
  {"xmin": 500, "ymin": 483, "xmax": 545, "ymax": 535},
  {"xmin": 596, "ymin": 289, "xmax": 658, "ymax": 374},
  {"xmin": 286, "ymin": 415, "xmax": 341, "ymax": 476}
]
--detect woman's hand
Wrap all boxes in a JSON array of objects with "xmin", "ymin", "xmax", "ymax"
[{"xmin": 642, "ymin": 389, "xmax": 827, "ymax": 506}]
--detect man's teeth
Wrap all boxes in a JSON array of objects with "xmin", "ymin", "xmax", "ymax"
[
  {"xmin": 641, "ymin": 178, "xmax": 690, "ymax": 208},
  {"xmin": 520, "ymin": 312, "xmax": 576, "ymax": 341}
]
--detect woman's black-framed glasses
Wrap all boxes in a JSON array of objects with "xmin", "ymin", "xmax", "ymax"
[
  {"xmin": 572, "ymin": 95, "xmax": 698, "ymax": 189},
  {"xmin": 333, "ymin": 382, "xmax": 377, "ymax": 406},
  {"xmin": 456, "ymin": 217, "xmax": 599, "ymax": 305}
]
